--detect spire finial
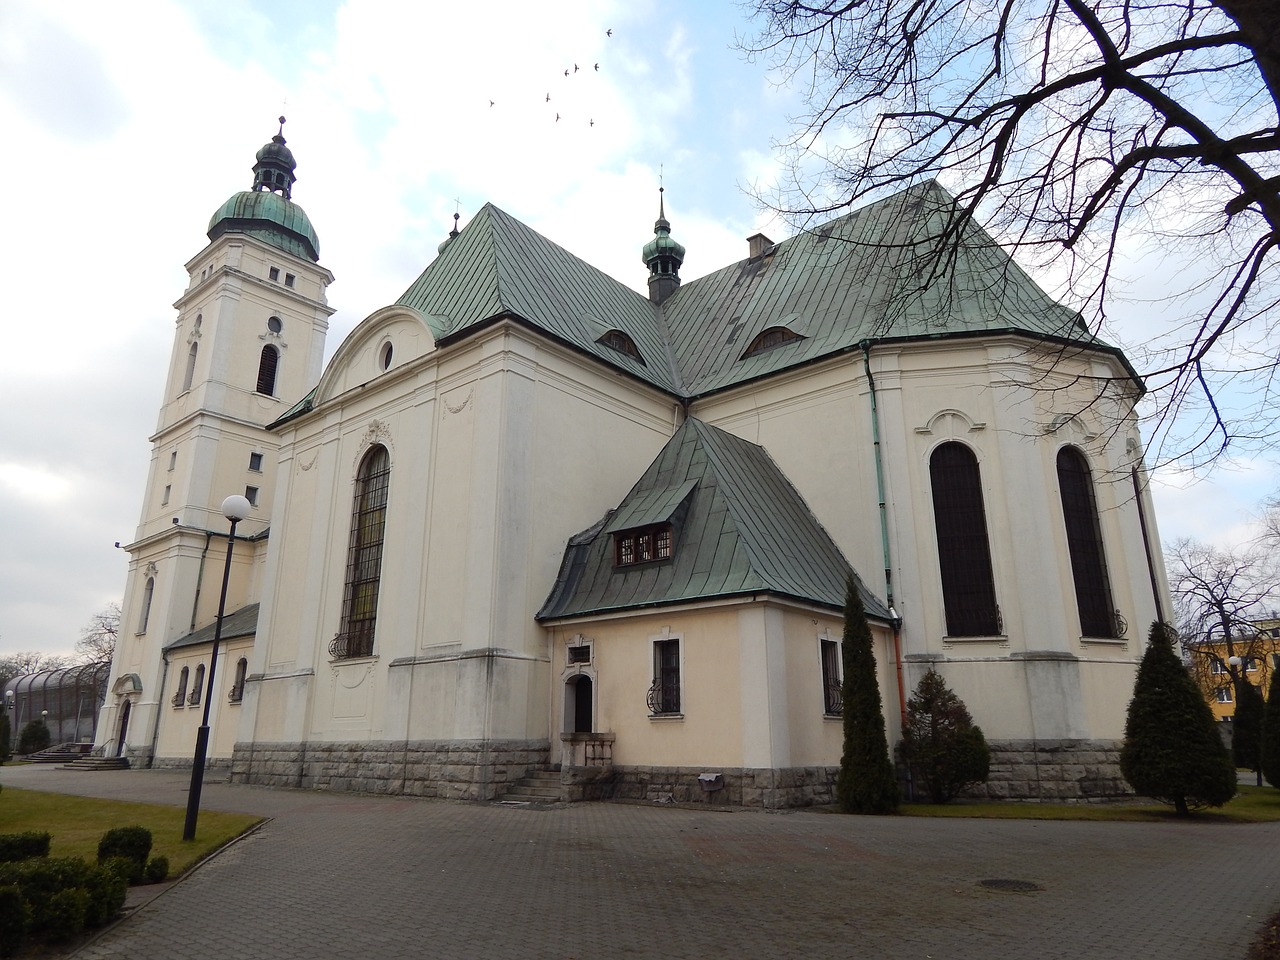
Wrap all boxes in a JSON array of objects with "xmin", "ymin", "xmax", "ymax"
[{"xmin": 276, "ymin": 115, "xmax": 287, "ymax": 141}]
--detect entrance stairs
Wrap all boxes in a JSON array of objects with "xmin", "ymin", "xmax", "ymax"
[
  {"xmin": 496, "ymin": 768, "xmax": 563, "ymax": 804},
  {"xmin": 59, "ymin": 756, "xmax": 130, "ymax": 771}
]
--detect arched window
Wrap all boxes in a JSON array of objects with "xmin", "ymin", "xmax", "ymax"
[
  {"xmin": 172, "ymin": 666, "xmax": 189, "ymax": 708},
  {"xmin": 930, "ymin": 442, "xmax": 1000, "ymax": 636},
  {"xmin": 1057, "ymin": 446, "xmax": 1118, "ymax": 637},
  {"xmin": 597, "ymin": 330, "xmax": 645, "ymax": 365},
  {"xmin": 230, "ymin": 657, "xmax": 248, "ymax": 702},
  {"xmin": 741, "ymin": 326, "xmax": 803, "ymax": 359},
  {"xmin": 332, "ymin": 446, "xmax": 391, "ymax": 659},
  {"xmin": 182, "ymin": 342, "xmax": 198, "ymax": 392},
  {"xmin": 189, "ymin": 663, "xmax": 205, "ymax": 705},
  {"xmin": 256, "ymin": 345, "xmax": 279, "ymax": 395},
  {"xmin": 138, "ymin": 577, "xmax": 154, "ymax": 634}
]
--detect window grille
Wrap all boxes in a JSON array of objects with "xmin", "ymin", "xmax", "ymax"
[
  {"xmin": 229, "ymin": 657, "xmax": 248, "ymax": 702},
  {"xmin": 1057, "ymin": 447, "xmax": 1118, "ymax": 637},
  {"xmin": 648, "ymin": 639, "xmax": 681, "ymax": 714},
  {"xmin": 256, "ymin": 345, "xmax": 279, "ymax": 395},
  {"xmin": 820, "ymin": 639, "xmax": 842, "ymax": 715},
  {"xmin": 615, "ymin": 524, "xmax": 673, "ymax": 567},
  {"xmin": 332, "ymin": 446, "xmax": 390, "ymax": 659},
  {"xmin": 171, "ymin": 666, "xmax": 189, "ymax": 707},
  {"xmin": 188, "ymin": 663, "xmax": 205, "ymax": 705},
  {"xmin": 929, "ymin": 442, "xmax": 1000, "ymax": 636}
]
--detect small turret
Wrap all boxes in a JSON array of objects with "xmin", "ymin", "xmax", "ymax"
[{"xmin": 641, "ymin": 187, "xmax": 685, "ymax": 304}]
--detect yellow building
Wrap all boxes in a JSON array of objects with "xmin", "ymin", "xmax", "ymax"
[{"xmin": 1190, "ymin": 619, "xmax": 1280, "ymax": 722}]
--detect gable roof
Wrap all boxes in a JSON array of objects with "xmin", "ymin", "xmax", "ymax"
[
  {"xmin": 537, "ymin": 418, "xmax": 889, "ymax": 621},
  {"xmin": 396, "ymin": 203, "xmax": 683, "ymax": 393},
  {"xmin": 164, "ymin": 603, "xmax": 260, "ymax": 652}
]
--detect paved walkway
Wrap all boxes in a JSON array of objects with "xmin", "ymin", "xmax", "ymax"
[{"xmin": 2, "ymin": 765, "xmax": 1277, "ymax": 960}]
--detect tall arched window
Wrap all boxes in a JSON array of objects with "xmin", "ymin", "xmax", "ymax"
[
  {"xmin": 138, "ymin": 577, "xmax": 154, "ymax": 634},
  {"xmin": 230, "ymin": 657, "xmax": 248, "ymax": 702},
  {"xmin": 189, "ymin": 663, "xmax": 205, "ymax": 705},
  {"xmin": 1057, "ymin": 446, "xmax": 1118, "ymax": 637},
  {"xmin": 172, "ymin": 666, "xmax": 189, "ymax": 707},
  {"xmin": 333, "ymin": 445, "xmax": 391, "ymax": 659},
  {"xmin": 256, "ymin": 345, "xmax": 279, "ymax": 395},
  {"xmin": 182, "ymin": 342, "xmax": 198, "ymax": 392},
  {"xmin": 930, "ymin": 442, "xmax": 1000, "ymax": 636}
]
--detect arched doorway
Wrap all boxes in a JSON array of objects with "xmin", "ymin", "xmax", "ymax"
[{"xmin": 115, "ymin": 699, "xmax": 131, "ymax": 757}]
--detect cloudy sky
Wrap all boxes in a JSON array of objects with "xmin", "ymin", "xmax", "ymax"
[{"xmin": 0, "ymin": 0, "xmax": 1274, "ymax": 659}]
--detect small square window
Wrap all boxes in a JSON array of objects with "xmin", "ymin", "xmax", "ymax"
[
  {"xmin": 1242, "ymin": 656, "xmax": 1258, "ymax": 672},
  {"xmin": 285, "ymin": 273, "xmax": 295, "ymax": 288},
  {"xmin": 168, "ymin": 451, "xmax": 177, "ymax": 471},
  {"xmin": 568, "ymin": 645, "xmax": 591, "ymax": 664},
  {"xmin": 249, "ymin": 452, "xmax": 263, "ymax": 472},
  {"xmin": 1211, "ymin": 660, "xmax": 1227, "ymax": 674},
  {"xmin": 161, "ymin": 484, "xmax": 171, "ymax": 506},
  {"xmin": 615, "ymin": 524, "xmax": 674, "ymax": 567},
  {"xmin": 269, "ymin": 267, "xmax": 280, "ymax": 281},
  {"xmin": 1216, "ymin": 687, "xmax": 1233, "ymax": 703},
  {"xmin": 245, "ymin": 486, "xmax": 259, "ymax": 507}
]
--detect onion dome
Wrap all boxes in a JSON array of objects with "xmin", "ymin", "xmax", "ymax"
[
  {"xmin": 207, "ymin": 117, "xmax": 320, "ymax": 262},
  {"xmin": 642, "ymin": 187, "xmax": 684, "ymax": 303}
]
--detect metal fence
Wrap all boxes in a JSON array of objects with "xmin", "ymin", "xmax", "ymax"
[{"xmin": 3, "ymin": 662, "xmax": 111, "ymax": 751}]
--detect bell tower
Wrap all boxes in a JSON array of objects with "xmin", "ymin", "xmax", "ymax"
[{"xmin": 100, "ymin": 119, "xmax": 334, "ymax": 764}]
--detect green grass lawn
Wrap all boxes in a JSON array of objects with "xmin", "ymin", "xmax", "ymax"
[
  {"xmin": 898, "ymin": 784, "xmax": 1280, "ymax": 823},
  {"xmin": 1, "ymin": 787, "xmax": 264, "ymax": 876}
]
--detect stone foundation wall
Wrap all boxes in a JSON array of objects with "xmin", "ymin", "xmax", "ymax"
[
  {"xmin": 599, "ymin": 766, "xmax": 838, "ymax": 809},
  {"xmin": 149, "ymin": 756, "xmax": 231, "ymax": 772},
  {"xmin": 229, "ymin": 740, "xmax": 550, "ymax": 801},
  {"xmin": 964, "ymin": 739, "xmax": 1130, "ymax": 801}
]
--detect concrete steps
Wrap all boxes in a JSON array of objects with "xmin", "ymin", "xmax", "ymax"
[
  {"xmin": 58, "ymin": 756, "xmax": 131, "ymax": 771},
  {"xmin": 496, "ymin": 768, "xmax": 563, "ymax": 804}
]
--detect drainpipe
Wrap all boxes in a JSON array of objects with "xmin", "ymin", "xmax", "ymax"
[
  {"xmin": 1130, "ymin": 467, "xmax": 1166, "ymax": 624},
  {"xmin": 147, "ymin": 655, "xmax": 169, "ymax": 768},
  {"xmin": 190, "ymin": 531, "xmax": 215, "ymax": 633},
  {"xmin": 859, "ymin": 340, "xmax": 909, "ymax": 731}
]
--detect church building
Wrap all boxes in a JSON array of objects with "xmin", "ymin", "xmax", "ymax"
[{"xmin": 98, "ymin": 124, "xmax": 1169, "ymax": 807}]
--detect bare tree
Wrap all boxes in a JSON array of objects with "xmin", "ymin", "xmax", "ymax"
[
  {"xmin": 75, "ymin": 602, "xmax": 121, "ymax": 665},
  {"xmin": 1168, "ymin": 538, "xmax": 1277, "ymax": 696},
  {"xmin": 0, "ymin": 651, "xmax": 74, "ymax": 689},
  {"xmin": 742, "ymin": 1, "xmax": 1279, "ymax": 467}
]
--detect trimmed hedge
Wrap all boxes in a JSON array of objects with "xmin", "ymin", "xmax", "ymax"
[
  {"xmin": 0, "ymin": 857, "xmax": 125, "ymax": 945},
  {"xmin": 97, "ymin": 826, "xmax": 152, "ymax": 884},
  {"xmin": 0, "ymin": 885, "xmax": 30, "ymax": 959},
  {"xmin": 145, "ymin": 855, "xmax": 170, "ymax": 885},
  {"xmin": 0, "ymin": 833, "xmax": 50, "ymax": 864}
]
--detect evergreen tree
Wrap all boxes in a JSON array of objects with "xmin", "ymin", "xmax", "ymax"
[
  {"xmin": 1232, "ymin": 677, "xmax": 1265, "ymax": 775},
  {"xmin": 0, "ymin": 714, "xmax": 9, "ymax": 764},
  {"xmin": 899, "ymin": 668, "xmax": 991, "ymax": 803},
  {"xmin": 16, "ymin": 719, "xmax": 50, "ymax": 756},
  {"xmin": 1120, "ymin": 622, "xmax": 1236, "ymax": 815},
  {"xmin": 835, "ymin": 578, "xmax": 898, "ymax": 814},
  {"xmin": 1261, "ymin": 667, "xmax": 1280, "ymax": 789}
]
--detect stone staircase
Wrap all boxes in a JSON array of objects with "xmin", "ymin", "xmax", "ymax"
[
  {"xmin": 496, "ymin": 768, "xmax": 564, "ymax": 804},
  {"xmin": 23, "ymin": 742, "xmax": 93, "ymax": 764},
  {"xmin": 59, "ymin": 755, "xmax": 130, "ymax": 771}
]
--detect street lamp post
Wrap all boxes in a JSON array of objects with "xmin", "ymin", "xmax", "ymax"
[
  {"xmin": 183, "ymin": 495, "xmax": 251, "ymax": 841},
  {"xmin": 1228, "ymin": 654, "xmax": 1263, "ymax": 787}
]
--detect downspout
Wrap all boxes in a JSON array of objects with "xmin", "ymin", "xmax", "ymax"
[
  {"xmin": 190, "ymin": 530, "xmax": 215, "ymax": 634},
  {"xmin": 1130, "ymin": 467, "xmax": 1166, "ymax": 624},
  {"xmin": 147, "ymin": 655, "xmax": 170, "ymax": 768},
  {"xmin": 860, "ymin": 340, "xmax": 908, "ymax": 731}
]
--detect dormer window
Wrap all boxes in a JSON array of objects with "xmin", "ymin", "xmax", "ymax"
[
  {"xmin": 742, "ymin": 326, "xmax": 803, "ymax": 359},
  {"xmin": 598, "ymin": 330, "xmax": 646, "ymax": 365},
  {"xmin": 615, "ymin": 524, "xmax": 673, "ymax": 566}
]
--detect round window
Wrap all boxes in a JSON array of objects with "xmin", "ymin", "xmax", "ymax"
[
  {"xmin": 380, "ymin": 342, "xmax": 394, "ymax": 370},
  {"xmin": 267, "ymin": 316, "xmax": 283, "ymax": 334}
]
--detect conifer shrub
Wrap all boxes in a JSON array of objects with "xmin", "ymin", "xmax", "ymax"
[
  {"xmin": 144, "ymin": 855, "xmax": 170, "ymax": 884},
  {"xmin": 1262, "ymin": 667, "xmax": 1280, "ymax": 788},
  {"xmin": 0, "ymin": 885, "xmax": 29, "ymax": 959},
  {"xmin": 16, "ymin": 720, "xmax": 50, "ymax": 756},
  {"xmin": 835, "ymin": 578, "xmax": 899, "ymax": 814},
  {"xmin": 899, "ymin": 669, "xmax": 991, "ymax": 803},
  {"xmin": 0, "ymin": 833, "xmax": 50, "ymax": 863},
  {"xmin": 1233, "ymin": 678, "xmax": 1265, "ymax": 769},
  {"xmin": 1120, "ymin": 622, "xmax": 1236, "ymax": 815},
  {"xmin": 97, "ymin": 826, "xmax": 151, "ymax": 884},
  {"xmin": 41, "ymin": 888, "xmax": 89, "ymax": 942},
  {"xmin": 0, "ymin": 715, "xmax": 10, "ymax": 764}
]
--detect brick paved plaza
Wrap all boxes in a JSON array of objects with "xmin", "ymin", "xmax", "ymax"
[{"xmin": 1, "ymin": 765, "xmax": 1275, "ymax": 960}]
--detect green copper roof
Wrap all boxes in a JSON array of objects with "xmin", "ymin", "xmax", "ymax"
[
  {"xmin": 377, "ymin": 182, "xmax": 1134, "ymax": 411},
  {"xmin": 396, "ymin": 203, "xmax": 683, "ymax": 392},
  {"xmin": 164, "ymin": 603, "xmax": 259, "ymax": 651},
  {"xmin": 208, "ymin": 190, "xmax": 320, "ymax": 262},
  {"xmin": 537, "ymin": 418, "xmax": 890, "ymax": 621}
]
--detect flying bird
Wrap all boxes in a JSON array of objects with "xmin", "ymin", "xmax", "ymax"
[
  {"xmin": 564, "ymin": 68, "xmax": 569, "ymax": 76},
  {"xmin": 574, "ymin": 64, "xmax": 579, "ymax": 72},
  {"xmin": 606, "ymin": 28, "xmax": 612, "ymax": 37},
  {"xmin": 594, "ymin": 63, "xmax": 599, "ymax": 71},
  {"xmin": 589, "ymin": 119, "xmax": 594, "ymax": 127},
  {"xmin": 545, "ymin": 92, "xmax": 550, "ymax": 102},
  {"xmin": 489, "ymin": 100, "xmax": 495, "ymax": 107},
  {"xmin": 556, "ymin": 112, "xmax": 560, "ymax": 122}
]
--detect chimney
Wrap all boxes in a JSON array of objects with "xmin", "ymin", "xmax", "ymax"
[{"xmin": 747, "ymin": 233, "xmax": 774, "ymax": 259}]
